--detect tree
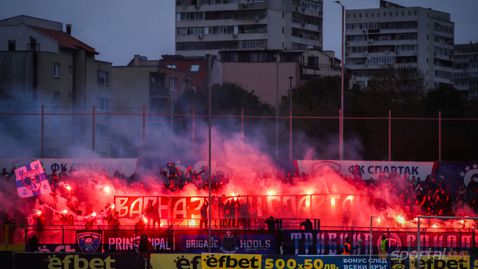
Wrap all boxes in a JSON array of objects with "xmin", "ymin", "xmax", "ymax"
[
  {"xmin": 424, "ymin": 85, "xmax": 465, "ymax": 117},
  {"xmin": 177, "ymin": 82, "xmax": 274, "ymax": 116}
]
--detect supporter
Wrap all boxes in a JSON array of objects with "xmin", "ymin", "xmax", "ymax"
[
  {"xmin": 265, "ymin": 216, "xmax": 277, "ymax": 231},
  {"xmin": 199, "ymin": 198, "xmax": 209, "ymax": 229},
  {"xmin": 342, "ymin": 238, "xmax": 352, "ymax": 255},
  {"xmin": 136, "ymin": 234, "xmax": 153, "ymax": 269},
  {"xmin": 2, "ymin": 167, "xmax": 9, "ymax": 181},
  {"xmin": 300, "ymin": 218, "xmax": 313, "ymax": 231},
  {"xmin": 144, "ymin": 200, "xmax": 160, "ymax": 229}
]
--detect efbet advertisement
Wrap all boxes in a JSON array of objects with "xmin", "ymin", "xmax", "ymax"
[
  {"xmin": 7, "ymin": 253, "xmax": 477, "ymax": 269},
  {"xmin": 151, "ymin": 253, "xmax": 262, "ymax": 269},
  {"xmin": 409, "ymin": 255, "xmax": 471, "ymax": 269},
  {"xmin": 13, "ymin": 253, "xmax": 136, "ymax": 269}
]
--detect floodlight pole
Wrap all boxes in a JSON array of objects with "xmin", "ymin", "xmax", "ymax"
[
  {"xmin": 336, "ymin": 0, "xmax": 345, "ymax": 160},
  {"xmin": 207, "ymin": 55, "xmax": 213, "ymax": 253},
  {"xmin": 369, "ymin": 216, "xmax": 373, "ymax": 269}
]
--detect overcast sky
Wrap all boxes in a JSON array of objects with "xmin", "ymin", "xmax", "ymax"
[{"xmin": 1, "ymin": 0, "xmax": 477, "ymax": 66}]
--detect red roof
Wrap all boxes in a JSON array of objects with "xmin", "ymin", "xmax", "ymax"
[{"xmin": 31, "ymin": 26, "xmax": 97, "ymax": 54}]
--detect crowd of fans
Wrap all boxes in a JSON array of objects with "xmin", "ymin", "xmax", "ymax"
[
  {"xmin": 1, "ymin": 161, "xmax": 478, "ymax": 233},
  {"xmin": 342, "ymin": 165, "xmax": 478, "ymax": 217}
]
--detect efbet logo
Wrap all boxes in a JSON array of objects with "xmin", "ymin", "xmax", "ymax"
[
  {"xmin": 174, "ymin": 255, "xmax": 202, "ymax": 269},
  {"xmin": 47, "ymin": 254, "xmax": 116, "ymax": 269},
  {"xmin": 410, "ymin": 256, "xmax": 470, "ymax": 269},
  {"xmin": 201, "ymin": 254, "xmax": 262, "ymax": 269},
  {"xmin": 460, "ymin": 164, "xmax": 478, "ymax": 187}
]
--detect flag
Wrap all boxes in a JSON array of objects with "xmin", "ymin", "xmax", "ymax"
[{"xmin": 15, "ymin": 160, "xmax": 52, "ymax": 198}]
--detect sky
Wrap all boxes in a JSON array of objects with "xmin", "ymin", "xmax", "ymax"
[{"xmin": 1, "ymin": 0, "xmax": 477, "ymax": 66}]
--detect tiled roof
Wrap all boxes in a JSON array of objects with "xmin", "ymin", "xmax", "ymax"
[{"xmin": 31, "ymin": 26, "xmax": 97, "ymax": 54}]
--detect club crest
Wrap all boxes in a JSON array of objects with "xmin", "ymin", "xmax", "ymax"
[{"xmin": 77, "ymin": 231, "xmax": 102, "ymax": 253}]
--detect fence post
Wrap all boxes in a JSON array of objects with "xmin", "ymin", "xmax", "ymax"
[
  {"xmin": 339, "ymin": 108, "xmax": 343, "ymax": 160},
  {"xmin": 241, "ymin": 108, "xmax": 245, "ymax": 141},
  {"xmin": 41, "ymin": 105, "xmax": 44, "ymax": 158},
  {"xmin": 142, "ymin": 106, "xmax": 146, "ymax": 147},
  {"xmin": 438, "ymin": 110, "xmax": 442, "ymax": 161},
  {"xmin": 192, "ymin": 107, "xmax": 196, "ymax": 153},
  {"xmin": 92, "ymin": 106, "xmax": 96, "ymax": 152},
  {"xmin": 388, "ymin": 109, "xmax": 392, "ymax": 161}
]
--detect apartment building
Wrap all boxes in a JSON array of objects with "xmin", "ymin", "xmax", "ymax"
[
  {"xmin": 345, "ymin": 0, "xmax": 454, "ymax": 89},
  {"xmin": 175, "ymin": 0, "xmax": 323, "ymax": 56},
  {"xmin": 0, "ymin": 15, "xmax": 113, "ymax": 157},
  {"xmin": 214, "ymin": 49, "xmax": 339, "ymax": 105},
  {"xmin": 454, "ymin": 42, "xmax": 478, "ymax": 98}
]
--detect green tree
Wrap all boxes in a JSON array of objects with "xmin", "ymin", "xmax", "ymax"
[
  {"xmin": 424, "ymin": 85, "xmax": 465, "ymax": 117},
  {"xmin": 177, "ymin": 82, "xmax": 274, "ymax": 115}
]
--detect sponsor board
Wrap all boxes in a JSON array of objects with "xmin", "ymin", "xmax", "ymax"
[
  {"xmin": 14, "ymin": 253, "xmax": 135, "ymax": 269},
  {"xmin": 151, "ymin": 253, "xmax": 202, "ymax": 269},
  {"xmin": 175, "ymin": 230, "xmax": 276, "ymax": 254},
  {"xmin": 263, "ymin": 255, "xmax": 391, "ymax": 269},
  {"xmin": 282, "ymin": 230, "xmax": 478, "ymax": 255},
  {"xmin": 0, "ymin": 158, "xmax": 137, "ymax": 177},
  {"xmin": 410, "ymin": 255, "xmax": 471, "ymax": 269},
  {"xmin": 201, "ymin": 253, "xmax": 262, "ymax": 269},
  {"xmin": 296, "ymin": 160, "xmax": 434, "ymax": 181},
  {"xmin": 103, "ymin": 229, "xmax": 172, "ymax": 252}
]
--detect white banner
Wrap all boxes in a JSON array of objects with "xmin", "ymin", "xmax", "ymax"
[
  {"xmin": 0, "ymin": 158, "xmax": 137, "ymax": 177},
  {"xmin": 296, "ymin": 160, "xmax": 435, "ymax": 181}
]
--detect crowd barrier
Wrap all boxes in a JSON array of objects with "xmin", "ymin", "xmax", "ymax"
[
  {"xmin": 2, "ymin": 227, "xmax": 477, "ymax": 256},
  {"xmin": 0, "ymin": 252, "xmax": 477, "ymax": 269}
]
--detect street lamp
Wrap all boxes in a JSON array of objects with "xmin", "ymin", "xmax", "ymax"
[
  {"xmin": 288, "ymin": 76, "xmax": 294, "ymax": 166},
  {"xmin": 207, "ymin": 54, "xmax": 213, "ymax": 252},
  {"xmin": 275, "ymin": 53, "xmax": 280, "ymax": 160},
  {"xmin": 335, "ymin": 0, "xmax": 345, "ymax": 160}
]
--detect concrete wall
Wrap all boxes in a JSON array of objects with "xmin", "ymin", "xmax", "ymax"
[{"xmin": 220, "ymin": 61, "xmax": 298, "ymax": 105}]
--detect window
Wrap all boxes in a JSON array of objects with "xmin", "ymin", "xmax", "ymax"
[
  {"xmin": 167, "ymin": 64, "xmax": 176, "ymax": 69},
  {"xmin": 97, "ymin": 97, "xmax": 109, "ymax": 112},
  {"xmin": 8, "ymin": 40, "xmax": 15, "ymax": 51},
  {"xmin": 190, "ymin": 64, "xmax": 200, "ymax": 72},
  {"xmin": 97, "ymin": 70, "xmax": 109, "ymax": 85},
  {"xmin": 53, "ymin": 63, "xmax": 61, "ymax": 78},
  {"xmin": 169, "ymin": 77, "xmax": 177, "ymax": 90},
  {"xmin": 53, "ymin": 91, "xmax": 60, "ymax": 106},
  {"xmin": 98, "ymin": 124, "xmax": 108, "ymax": 139}
]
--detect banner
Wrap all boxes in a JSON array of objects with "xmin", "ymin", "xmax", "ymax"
[
  {"xmin": 281, "ymin": 230, "xmax": 478, "ymax": 255},
  {"xmin": 14, "ymin": 160, "xmax": 51, "ymax": 198},
  {"xmin": 175, "ymin": 230, "xmax": 277, "ymax": 254},
  {"xmin": 262, "ymin": 255, "xmax": 391, "ymax": 269},
  {"xmin": 114, "ymin": 194, "xmax": 364, "ymax": 227},
  {"xmin": 103, "ymin": 229, "xmax": 172, "ymax": 253},
  {"xmin": 434, "ymin": 162, "xmax": 478, "ymax": 195},
  {"xmin": 296, "ymin": 160, "xmax": 435, "ymax": 181},
  {"xmin": 76, "ymin": 230, "xmax": 102, "ymax": 253},
  {"xmin": 151, "ymin": 253, "xmax": 202, "ymax": 269},
  {"xmin": 0, "ymin": 158, "xmax": 137, "ymax": 177},
  {"xmin": 409, "ymin": 255, "xmax": 471, "ymax": 269},
  {"xmin": 14, "ymin": 253, "xmax": 137, "ymax": 269},
  {"xmin": 201, "ymin": 253, "xmax": 262, "ymax": 269}
]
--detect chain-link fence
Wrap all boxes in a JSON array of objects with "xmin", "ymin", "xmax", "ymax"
[{"xmin": 0, "ymin": 106, "xmax": 477, "ymax": 162}]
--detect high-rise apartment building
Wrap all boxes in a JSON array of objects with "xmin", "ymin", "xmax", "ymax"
[
  {"xmin": 175, "ymin": 0, "xmax": 323, "ymax": 57},
  {"xmin": 345, "ymin": 0, "xmax": 454, "ymax": 89},
  {"xmin": 454, "ymin": 42, "xmax": 478, "ymax": 98}
]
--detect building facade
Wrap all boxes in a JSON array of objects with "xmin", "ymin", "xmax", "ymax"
[
  {"xmin": 0, "ymin": 15, "xmax": 113, "ymax": 157},
  {"xmin": 454, "ymin": 42, "xmax": 478, "ymax": 98},
  {"xmin": 175, "ymin": 0, "xmax": 323, "ymax": 57},
  {"xmin": 345, "ymin": 0, "xmax": 454, "ymax": 89},
  {"xmin": 214, "ymin": 49, "xmax": 339, "ymax": 105}
]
